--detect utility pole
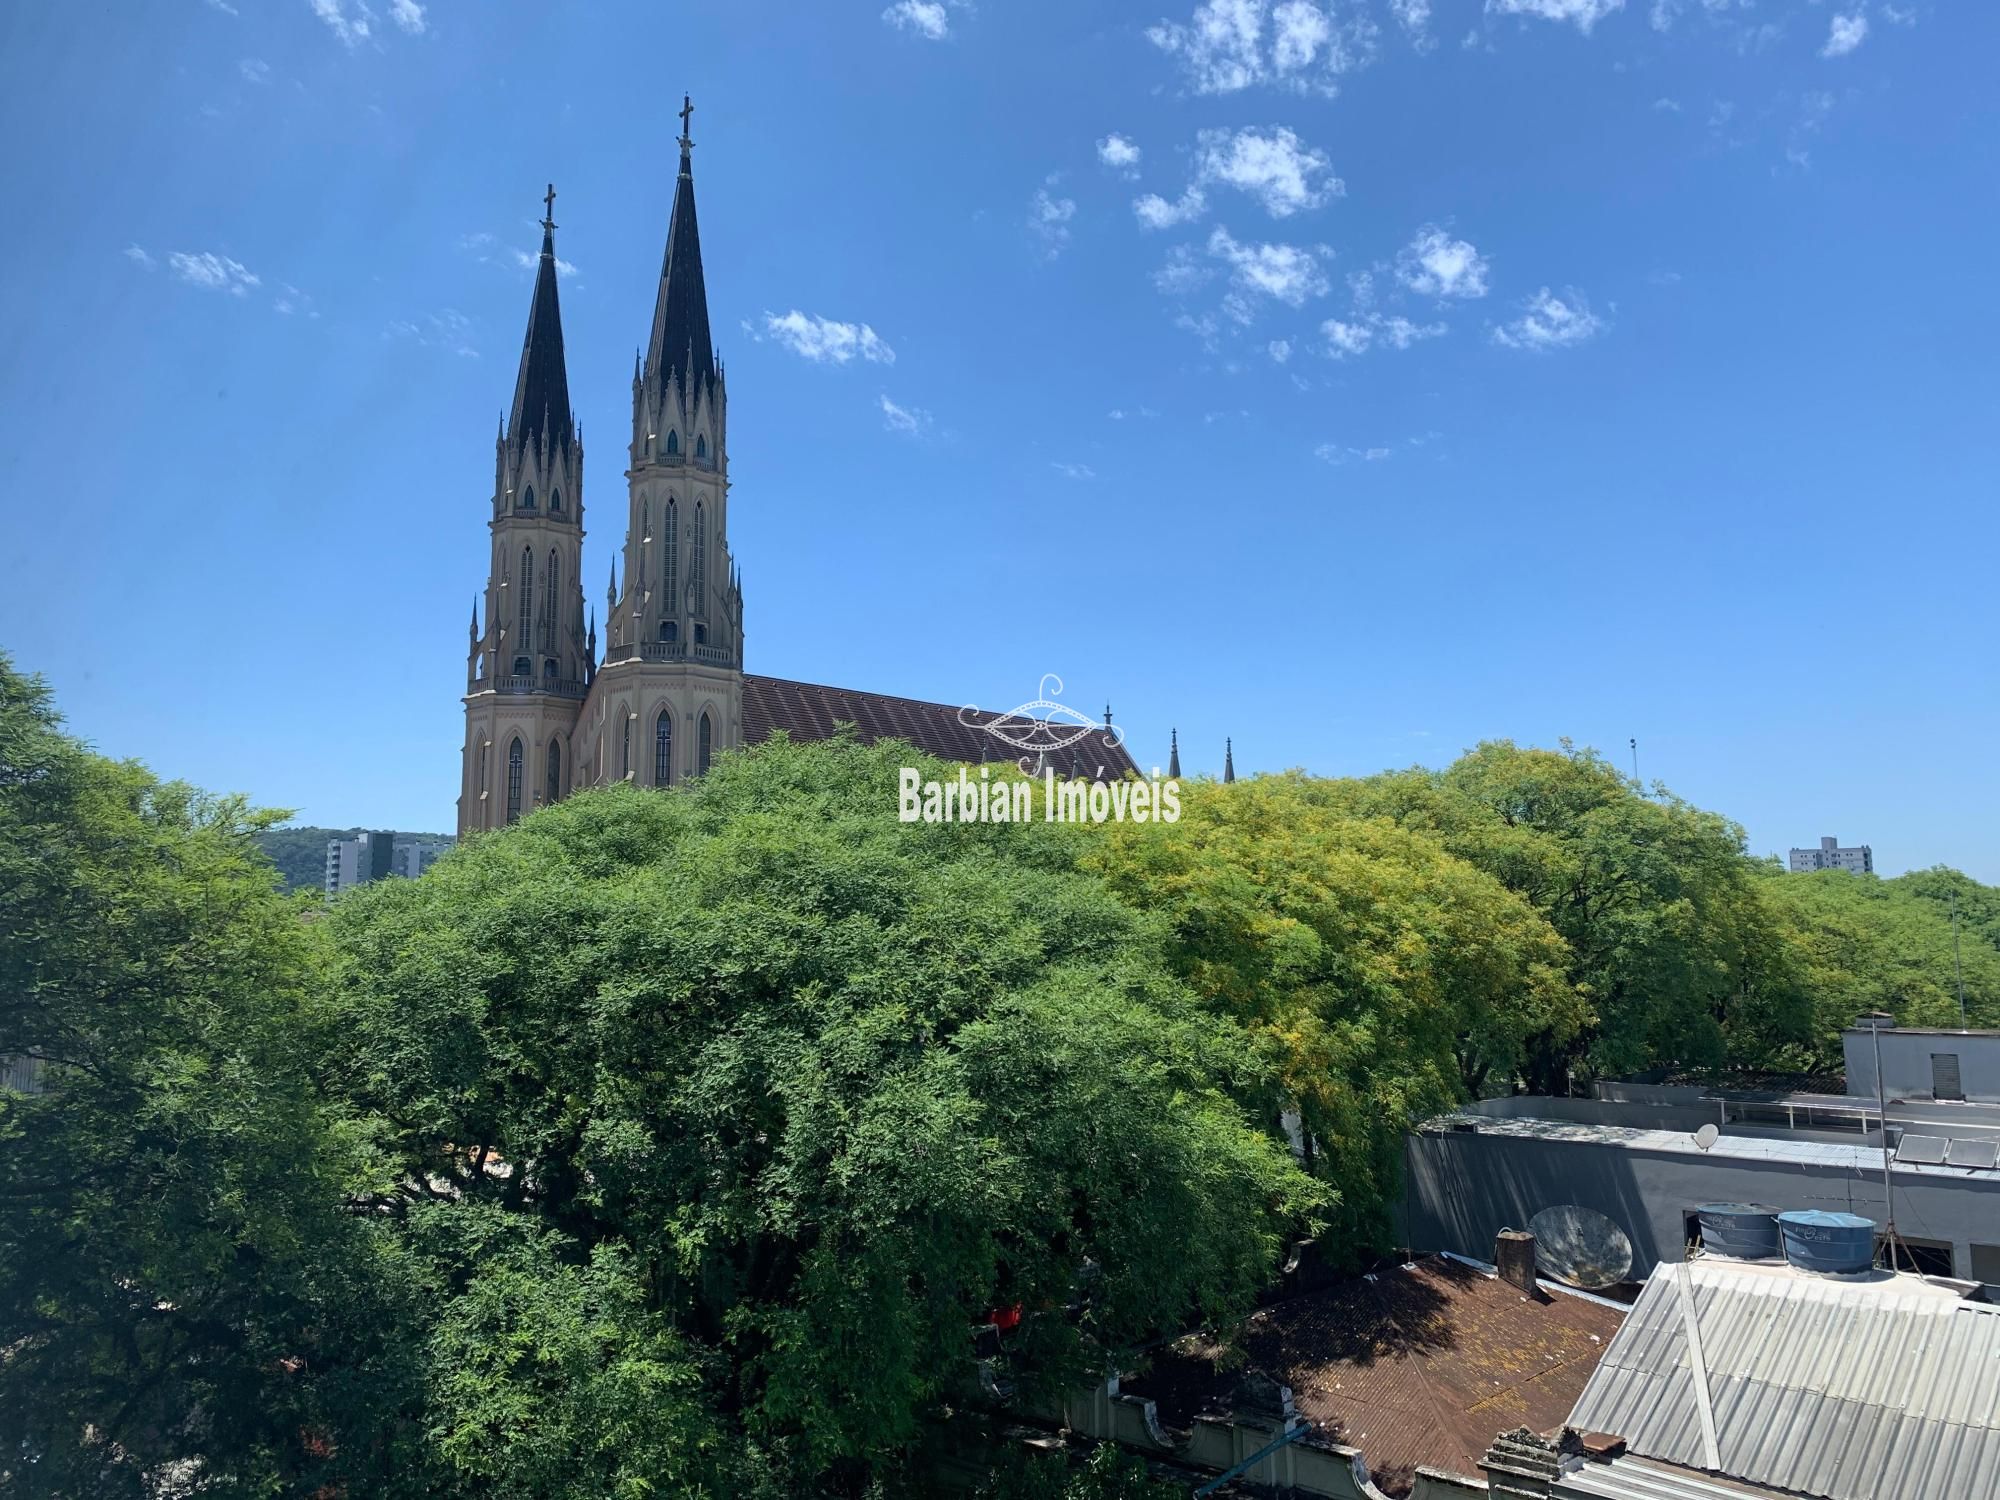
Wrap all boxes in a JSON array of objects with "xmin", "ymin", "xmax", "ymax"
[
  {"xmin": 1870, "ymin": 1014, "xmax": 1900, "ymax": 1268},
  {"xmin": 1629, "ymin": 737, "xmax": 1640, "ymax": 787},
  {"xmin": 1953, "ymin": 889, "xmax": 1967, "ymax": 1027}
]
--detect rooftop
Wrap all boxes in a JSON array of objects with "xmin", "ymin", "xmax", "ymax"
[
  {"xmin": 1566, "ymin": 1256, "xmax": 2000, "ymax": 1500},
  {"xmin": 1121, "ymin": 1255, "xmax": 1623, "ymax": 1496}
]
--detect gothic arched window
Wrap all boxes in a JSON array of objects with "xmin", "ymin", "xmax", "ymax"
[
  {"xmin": 545, "ymin": 550, "xmax": 558, "ymax": 652},
  {"xmin": 663, "ymin": 499, "xmax": 678, "ymax": 613},
  {"xmin": 695, "ymin": 433, "xmax": 707, "ymax": 460},
  {"xmin": 692, "ymin": 502, "xmax": 706, "ymax": 617},
  {"xmin": 659, "ymin": 620, "xmax": 677, "ymax": 642},
  {"xmin": 621, "ymin": 712, "xmax": 632, "ymax": 780},
  {"xmin": 550, "ymin": 487, "xmax": 562, "ymax": 514},
  {"xmin": 698, "ymin": 712, "xmax": 712, "ymax": 777},
  {"xmin": 655, "ymin": 709, "xmax": 673, "ymax": 787},
  {"xmin": 693, "ymin": 623, "xmax": 707, "ymax": 645},
  {"xmin": 506, "ymin": 738, "xmax": 523, "ymax": 824},
  {"xmin": 476, "ymin": 737, "xmax": 488, "ymax": 795},
  {"xmin": 546, "ymin": 738, "xmax": 562, "ymax": 805},
  {"xmin": 522, "ymin": 485, "xmax": 536, "ymax": 511},
  {"xmin": 665, "ymin": 430, "xmax": 680, "ymax": 457},
  {"xmin": 518, "ymin": 548, "xmax": 534, "ymax": 648},
  {"xmin": 513, "ymin": 656, "xmax": 532, "ymax": 677}
]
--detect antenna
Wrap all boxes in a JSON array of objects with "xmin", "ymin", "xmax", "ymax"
[
  {"xmin": 1528, "ymin": 1205, "xmax": 1635, "ymax": 1290},
  {"xmin": 1693, "ymin": 1123, "xmax": 1720, "ymax": 1152}
]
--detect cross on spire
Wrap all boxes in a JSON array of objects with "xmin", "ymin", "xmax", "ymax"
[
  {"xmin": 678, "ymin": 94, "xmax": 694, "ymax": 148},
  {"xmin": 541, "ymin": 183, "xmax": 557, "ymax": 231}
]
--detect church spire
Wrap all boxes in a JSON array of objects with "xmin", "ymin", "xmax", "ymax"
[
  {"xmin": 645, "ymin": 96, "xmax": 716, "ymax": 391},
  {"xmin": 1168, "ymin": 728, "xmax": 1180, "ymax": 779},
  {"xmin": 1223, "ymin": 738, "xmax": 1235, "ymax": 783},
  {"xmin": 507, "ymin": 184, "xmax": 574, "ymax": 459}
]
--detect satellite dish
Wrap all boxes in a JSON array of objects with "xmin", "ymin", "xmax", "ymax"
[
  {"xmin": 1694, "ymin": 1123, "xmax": 1721, "ymax": 1152},
  {"xmin": 1528, "ymin": 1205, "xmax": 1636, "ymax": 1290}
]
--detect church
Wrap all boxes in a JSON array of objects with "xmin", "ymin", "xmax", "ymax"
[{"xmin": 457, "ymin": 103, "xmax": 1153, "ymax": 835}]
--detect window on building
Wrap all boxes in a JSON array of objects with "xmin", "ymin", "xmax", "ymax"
[
  {"xmin": 519, "ymin": 548, "xmax": 534, "ymax": 647},
  {"xmin": 477, "ymin": 738, "xmax": 488, "ymax": 795},
  {"xmin": 665, "ymin": 430, "xmax": 679, "ymax": 456},
  {"xmin": 550, "ymin": 487, "xmax": 562, "ymax": 513},
  {"xmin": 663, "ymin": 499, "xmax": 678, "ymax": 612},
  {"xmin": 546, "ymin": 738, "xmax": 562, "ymax": 805},
  {"xmin": 513, "ymin": 656, "xmax": 531, "ymax": 677},
  {"xmin": 655, "ymin": 709, "xmax": 673, "ymax": 787},
  {"xmin": 692, "ymin": 502, "xmax": 706, "ymax": 616},
  {"xmin": 1881, "ymin": 1236, "xmax": 1955, "ymax": 1277},
  {"xmin": 506, "ymin": 738, "xmax": 523, "ymax": 823},
  {"xmin": 693, "ymin": 623, "xmax": 707, "ymax": 645},
  {"xmin": 621, "ymin": 712, "xmax": 632, "ymax": 779},
  {"xmin": 522, "ymin": 484, "xmax": 536, "ymax": 510},
  {"xmin": 696, "ymin": 433, "xmax": 707, "ymax": 459},
  {"xmin": 659, "ymin": 620, "xmax": 677, "ymax": 642},
  {"xmin": 545, "ymin": 550, "xmax": 558, "ymax": 651},
  {"xmin": 1972, "ymin": 1243, "xmax": 2000, "ymax": 1288},
  {"xmin": 698, "ymin": 712, "xmax": 712, "ymax": 776},
  {"xmin": 543, "ymin": 659, "xmax": 556, "ymax": 679}
]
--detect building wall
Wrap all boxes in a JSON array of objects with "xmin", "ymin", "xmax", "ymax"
[
  {"xmin": 1399, "ymin": 1126, "xmax": 2000, "ymax": 1283},
  {"xmin": 1788, "ymin": 836, "xmax": 1874, "ymax": 874},
  {"xmin": 1845, "ymin": 1027, "xmax": 2000, "ymax": 1103}
]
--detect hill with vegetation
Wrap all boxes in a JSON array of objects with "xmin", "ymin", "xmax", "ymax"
[{"xmin": 253, "ymin": 825, "xmax": 454, "ymax": 892}]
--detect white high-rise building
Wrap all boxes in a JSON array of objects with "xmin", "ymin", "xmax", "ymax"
[{"xmin": 1788, "ymin": 835, "xmax": 1874, "ymax": 875}]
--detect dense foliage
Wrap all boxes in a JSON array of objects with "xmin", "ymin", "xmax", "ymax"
[{"xmin": 7, "ymin": 652, "xmax": 1998, "ymax": 1496}]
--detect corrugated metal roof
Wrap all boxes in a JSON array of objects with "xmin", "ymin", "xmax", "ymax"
[
  {"xmin": 1559, "ymin": 1452, "xmax": 1799, "ymax": 1499},
  {"xmin": 1567, "ymin": 1259, "xmax": 2000, "ymax": 1500}
]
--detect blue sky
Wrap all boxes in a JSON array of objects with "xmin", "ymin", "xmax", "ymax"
[{"xmin": 2, "ymin": 0, "xmax": 1994, "ymax": 876}]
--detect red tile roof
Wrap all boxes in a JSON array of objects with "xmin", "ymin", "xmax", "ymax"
[
  {"xmin": 743, "ymin": 674, "xmax": 1141, "ymax": 781},
  {"xmin": 1121, "ymin": 1256, "xmax": 1623, "ymax": 1497}
]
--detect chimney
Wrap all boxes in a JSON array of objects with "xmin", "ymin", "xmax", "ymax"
[{"xmin": 1496, "ymin": 1229, "xmax": 1540, "ymax": 1296}]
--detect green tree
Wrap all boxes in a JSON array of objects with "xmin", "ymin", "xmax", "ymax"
[
  {"xmin": 1090, "ymin": 772, "xmax": 1582, "ymax": 1248},
  {"xmin": 1760, "ymin": 866, "xmax": 2000, "ymax": 1066},
  {"xmin": 1328, "ymin": 742, "xmax": 1809, "ymax": 1087},
  {"xmin": 0, "ymin": 656, "xmax": 411, "ymax": 1497},
  {"xmin": 322, "ymin": 737, "xmax": 1321, "ymax": 1493}
]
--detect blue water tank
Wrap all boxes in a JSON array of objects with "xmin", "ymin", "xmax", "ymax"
[
  {"xmin": 1697, "ymin": 1203, "xmax": 1781, "ymax": 1259},
  {"xmin": 1777, "ymin": 1210, "xmax": 1876, "ymax": 1274}
]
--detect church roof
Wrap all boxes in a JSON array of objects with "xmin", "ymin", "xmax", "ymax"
[
  {"xmin": 645, "ymin": 120, "xmax": 716, "ymax": 392},
  {"xmin": 743, "ymin": 675, "xmax": 1140, "ymax": 781},
  {"xmin": 507, "ymin": 212, "xmax": 574, "ymax": 458}
]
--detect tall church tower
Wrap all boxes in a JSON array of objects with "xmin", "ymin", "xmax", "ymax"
[
  {"xmin": 573, "ymin": 96, "xmax": 745, "ymax": 793},
  {"xmin": 457, "ymin": 189, "xmax": 590, "ymax": 834}
]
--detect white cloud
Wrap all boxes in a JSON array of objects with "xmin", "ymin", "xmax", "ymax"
[
  {"xmin": 389, "ymin": 0, "xmax": 426, "ymax": 34},
  {"xmin": 1097, "ymin": 134, "xmax": 1143, "ymax": 173},
  {"xmin": 1030, "ymin": 186, "xmax": 1077, "ymax": 258},
  {"xmin": 1315, "ymin": 441, "xmax": 1394, "ymax": 464},
  {"xmin": 1207, "ymin": 226, "xmax": 1329, "ymax": 308},
  {"xmin": 1821, "ymin": 13, "xmax": 1867, "ymax": 57},
  {"xmin": 510, "ymin": 246, "xmax": 580, "ymax": 279},
  {"xmin": 1268, "ymin": 338, "xmax": 1292, "ymax": 362},
  {"xmin": 879, "ymin": 394, "xmax": 931, "ymax": 435},
  {"xmin": 1880, "ymin": 4, "xmax": 1915, "ymax": 24},
  {"xmin": 1320, "ymin": 310, "xmax": 1445, "ymax": 356},
  {"xmin": 1195, "ymin": 125, "xmax": 1341, "ymax": 217},
  {"xmin": 1154, "ymin": 245, "xmax": 1212, "ymax": 295},
  {"xmin": 759, "ymin": 310, "xmax": 895, "ymax": 364},
  {"xmin": 239, "ymin": 57, "xmax": 271, "ymax": 84},
  {"xmin": 1395, "ymin": 225, "xmax": 1490, "ymax": 300},
  {"xmin": 1134, "ymin": 188, "xmax": 1208, "ymax": 229},
  {"xmin": 309, "ymin": 0, "xmax": 372, "ymax": 48},
  {"xmin": 206, "ymin": 0, "xmax": 239, "ymax": 13},
  {"xmin": 1485, "ymin": 0, "xmax": 1624, "ymax": 33},
  {"xmin": 388, "ymin": 308, "xmax": 477, "ymax": 357},
  {"xmin": 1147, "ymin": 0, "xmax": 1377, "ymax": 96},
  {"xmin": 1389, "ymin": 0, "xmax": 1432, "ymax": 41},
  {"xmin": 168, "ymin": 250, "xmax": 261, "ymax": 296},
  {"xmin": 883, "ymin": 0, "xmax": 950, "ymax": 39},
  {"xmin": 1051, "ymin": 461, "xmax": 1097, "ymax": 480},
  {"xmin": 1491, "ymin": 286, "xmax": 1605, "ymax": 350},
  {"xmin": 123, "ymin": 244, "xmax": 156, "ymax": 269},
  {"xmin": 1652, "ymin": 96, "xmax": 1682, "ymax": 113},
  {"xmin": 273, "ymin": 283, "xmax": 318, "ymax": 318}
]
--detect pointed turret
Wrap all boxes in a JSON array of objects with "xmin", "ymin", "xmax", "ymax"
[
  {"xmin": 507, "ymin": 185, "xmax": 574, "ymax": 460},
  {"xmin": 1168, "ymin": 728, "xmax": 1181, "ymax": 779},
  {"xmin": 1223, "ymin": 738, "xmax": 1236, "ymax": 783},
  {"xmin": 644, "ymin": 96, "xmax": 717, "ymax": 395}
]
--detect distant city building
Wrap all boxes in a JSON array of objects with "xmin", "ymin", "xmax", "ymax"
[
  {"xmin": 1789, "ymin": 834, "xmax": 1873, "ymax": 874},
  {"xmin": 393, "ymin": 839, "xmax": 452, "ymax": 881},
  {"xmin": 325, "ymin": 832, "xmax": 456, "ymax": 898}
]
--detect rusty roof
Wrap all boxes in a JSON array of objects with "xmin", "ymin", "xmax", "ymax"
[
  {"xmin": 1122, "ymin": 1256, "xmax": 1624, "ymax": 1496},
  {"xmin": 743, "ymin": 674, "xmax": 1140, "ymax": 781}
]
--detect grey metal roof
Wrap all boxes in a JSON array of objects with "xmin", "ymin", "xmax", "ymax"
[
  {"xmin": 1567, "ymin": 1259, "xmax": 2000, "ymax": 1500},
  {"xmin": 1558, "ymin": 1452, "xmax": 1796, "ymax": 1499}
]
